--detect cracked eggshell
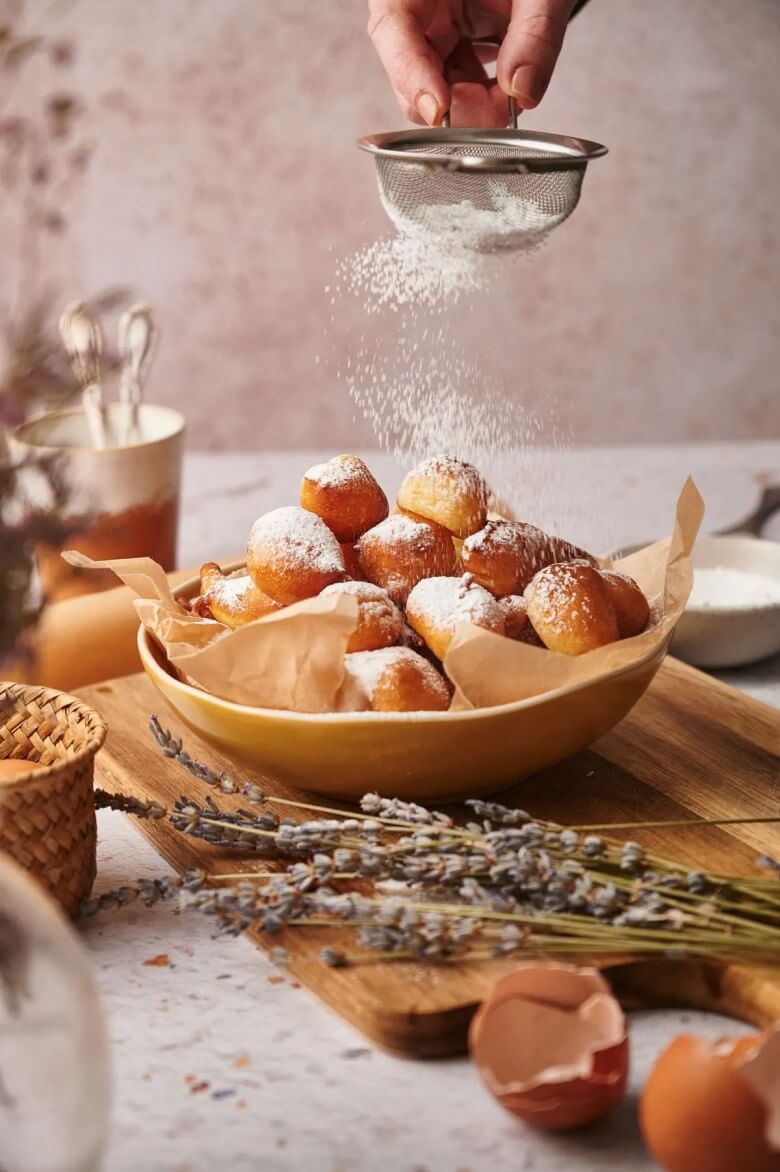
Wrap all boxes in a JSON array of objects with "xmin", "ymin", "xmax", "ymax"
[
  {"xmin": 741, "ymin": 1026, "xmax": 780, "ymax": 1155},
  {"xmin": 468, "ymin": 962, "xmax": 629, "ymax": 1131},
  {"xmin": 640, "ymin": 1030, "xmax": 780, "ymax": 1172}
]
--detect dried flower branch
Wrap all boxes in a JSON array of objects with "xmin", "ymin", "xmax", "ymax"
[{"xmin": 83, "ymin": 720, "xmax": 780, "ymax": 969}]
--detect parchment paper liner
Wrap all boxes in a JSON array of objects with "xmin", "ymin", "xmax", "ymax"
[{"xmin": 63, "ymin": 477, "xmax": 703, "ymax": 714}]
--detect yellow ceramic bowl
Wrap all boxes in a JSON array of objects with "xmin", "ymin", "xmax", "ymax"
[{"xmin": 137, "ymin": 573, "xmax": 671, "ymax": 800}]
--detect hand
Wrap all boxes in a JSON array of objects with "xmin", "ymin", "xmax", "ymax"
[{"xmin": 367, "ymin": 0, "xmax": 578, "ymax": 128}]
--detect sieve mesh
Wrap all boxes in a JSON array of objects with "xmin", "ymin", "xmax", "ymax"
[{"xmin": 360, "ymin": 132, "xmax": 605, "ymax": 255}]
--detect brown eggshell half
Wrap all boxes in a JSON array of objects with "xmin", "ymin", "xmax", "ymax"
[
  {"xmin": 640, "ymin": 1033, "xmax": 780, "ymax": 1172},
  {"xmin": 740, "ymin": 1026, "xmax": 780, "ymax": 1153},
  {"xmin": 468, "ymin": 963, "xmax": 628, "ymax": 1131}
]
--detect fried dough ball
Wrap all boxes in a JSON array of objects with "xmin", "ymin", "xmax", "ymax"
[
  {"xmin": 397, "ymin": 455, "xmax": 488, "ymax": 538},
  {"xmin": 199, "ymin": 561, "xmax": 281, "ymax": 628},
  {"xmin": 342, "ymin": 647, "xmax": 451, "ymax": 712},
  {"xmin": 514, "ymin": 622, "xmax": 546, "ymax": 648},
  {"xmin": 406, "ymin": 574, "xmax": 506, "ymax": 661},
  {"xmin": 462, "ymin": 520, "xmax": 597, "ymax": 597},
  {"xmin": 524, "ymin": 562, "xmax": 620, "ymax": 656},
  {"xmin": 340, "ymin": 542, "xmax": 365, "ymax": 580},
  {"xmin": 320, "ymin": 580, "xmax": 403, "ymax": 653},
  {"xmin": 247, "ymin": 506, "xmax": 345, "ymax": 605},
  {"xmin": 356, "ymin": 513, "xmax": 457, "ymax": 605},
  {"xmin": 600, "ymin": 569, "xmax": 651, "ymax": 638},
  {"xmin": 498, "ymin": 593, "xmax": 530, "ymax": 639},
  {"xmin": 300, "ymin": 454, "xmax": 388, "ymax": 542}
]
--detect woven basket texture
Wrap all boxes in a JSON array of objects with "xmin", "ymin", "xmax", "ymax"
[{"xmin": 0, "ymin": 682, "xmax": 107, "ymax": 914}]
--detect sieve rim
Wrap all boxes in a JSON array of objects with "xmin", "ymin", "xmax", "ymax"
[{"xmin": 357, "ymin": 127, "xmax": 607, "ymax": 173}]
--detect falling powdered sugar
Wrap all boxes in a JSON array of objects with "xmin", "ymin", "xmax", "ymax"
[
  {"xmin": 337, "ymin": 192, "xmax": 557, "ymax": 312},
  {"xmin": 325, "ymin": 179, "xmax": 574, "ymax": 531}
]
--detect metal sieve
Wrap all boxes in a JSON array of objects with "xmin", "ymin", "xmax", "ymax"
[{"xmin": 357, "ymin": 124, "xmax": 607, "ymax": 255}]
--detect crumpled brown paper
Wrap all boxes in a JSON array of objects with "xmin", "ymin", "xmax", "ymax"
[
  {"xmin": 63, "ymin": 477, "xmax": 703, "ymax": 714},
  {"xmin": 63, "ymin": 550, "xmax": 358, "ymax": 711}
]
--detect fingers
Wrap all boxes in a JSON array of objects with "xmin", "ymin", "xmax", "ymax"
[
  {"xmin": 496, "ymin": 0, "xmax": 575, "ymax": 109},
  {"xmin": 368, "ymin": 1, "xmax": 450, "ymax": 125},
  {"xmin": 450, "ymin": 82, "xmax": 509, "ymax": 128}
]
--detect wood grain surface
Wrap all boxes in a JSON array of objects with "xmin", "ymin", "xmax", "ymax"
[{"xmin": 81, "ymin": 657, "xmax": 780, "ymax": 1057}]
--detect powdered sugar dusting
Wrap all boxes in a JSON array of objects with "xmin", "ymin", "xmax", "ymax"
[
  {"xmin": 344, "ymin": 647, "xmax": 449, "ymax": 704},
  {"xmin": 688, "ymin": 567, "xmax": 780, "ymax": 610},
  {"xmin": 403, "ymin": 454, "xmax": 487, "ymax": 501},
  {"xmin": 321, "ymin": 581, "xmax": 402, "ymax": 640},
  {"xmin": 324, "ymin": 180, "xmax": 572, "ymax": 528},
  {"xmin": 385, "ymin": 190, "xmax": 563, "ymax": 257},
  {"xmin": 208, "ymin": 574, "xmax": 254, "ymax": 607},
  {"xmin": 248, "ymin": 507, "xmax": 344, "ymax": 574},
  {"xmin": 525, "ymin": 564, "xmax": 598, "ymax": 635},
  {"xmin": 407, "ymin": 575, "xmax": 504, "ymax": 634},
  {"xmin": 358, "ymin": 512, "xmax": 439, "ymax": 554},
  {"xmin": 464, "ymin": 519, "xmax": 524, "ymax": 555},
  {"xmin": 303, "ymin": 455, "xmax": 373, "ymax": 491}
]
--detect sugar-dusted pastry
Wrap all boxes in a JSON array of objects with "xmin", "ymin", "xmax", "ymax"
[
  {"xmin": 397, "ymin": 455, "xmax": 488, "ymax": 538},
  {"xmin": 340, "ymin": 542, "xmax": 365, "ymax": 581},
  {"xmin": 199, "ymin": 561, "xmax": 281, "ymax": 628},
  {"xmin": 600, "ymin": 569, "xmax": 650, "ymax": 638},
  {"xmin": 525, "ymin": 562, "xmax": 619, "ymax": 656},
  {"xmin": 462, "ymin": 520, "xmax": 597, "ymax": 597},
  {"xmin": 300, "ymin": 454, "xmax": 388, "ymax": 543},
  {"xmin": 341, "ymin": 647, "xmax": 451, "ymax": 712},
  {"xmin": 356, "ymin": 512, "xmax": 457, "ymax": 605},
  {"xmin": 406, "ymin": 574, "xmax": 506, "ymax": 661},
  {"xmin": 498, "ymin": 593, "xmax": 530, "ymax": 639},
  {"xmin": 320, "ymin": 580, "xmax": 403, "ymax": 653},
  {"xmin": 247, "ymin": 506, "xmax": 345, "ymax": 605},
  {"xmin": 400, "ymin": 620, "xmax": 428, "ymax": 654}
]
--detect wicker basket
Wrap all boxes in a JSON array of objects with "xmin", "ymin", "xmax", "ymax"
[{"xmin": 0, "ymin": 682, "xmax": 107, "ymax": 914}]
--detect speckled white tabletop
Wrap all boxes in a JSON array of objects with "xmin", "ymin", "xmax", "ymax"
[{"xmin": 83, "ymin": 443, "xmax": 780, "ymax": 1172}]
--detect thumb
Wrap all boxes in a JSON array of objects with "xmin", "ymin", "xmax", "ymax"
[{"xmin": 496, "ymin": 0, "xmax": 575, "ymax": 110}]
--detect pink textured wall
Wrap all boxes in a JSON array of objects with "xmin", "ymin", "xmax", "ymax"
[{"xmin": 4, "ymin": 0, "xmax": 779, "ymax": 448}]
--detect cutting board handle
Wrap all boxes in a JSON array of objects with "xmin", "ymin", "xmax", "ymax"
[{"xmin": 607, "ymin": 960, "xmax": 780, "ymax": 1029}]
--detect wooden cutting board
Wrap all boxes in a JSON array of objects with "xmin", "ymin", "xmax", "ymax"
[{"xmin": 81, "ymin": 658, "xmax": 780, "ymax": 1057}]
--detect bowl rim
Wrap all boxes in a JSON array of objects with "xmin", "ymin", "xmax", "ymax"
[
  {"xmin": 137, "ymin": 595, "xmax": 672, "ymax": 725},
  {"xmin": 607, "ymin": 534, "xmax": 780, "ymax": 618}
]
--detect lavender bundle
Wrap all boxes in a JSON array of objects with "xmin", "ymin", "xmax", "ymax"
[{"xmin": 84, "ymin": 717, "xmax": 780, "ymax": 969}]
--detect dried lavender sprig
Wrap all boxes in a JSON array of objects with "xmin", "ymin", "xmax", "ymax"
[
  {"xmin": 99, "ymin": 777, "xmax": 777, "ymax": 934},
  {"xmin": 80, "ymin": 861, "xmax": 780, "ymax": 971},
  {"xmin": 147, "ymin": 718, "xmax": 780, "ymax": 883},
  {"xmin": 571, "ymin": 816, "xmax": 780, "ymax": 831},
  {"xmin": 94, "ymin": 788, "xmax": 166, "ymax": 820},
  {"xmin": 111, "ymin": 724, "xmax": 780, "ymax": 958},
  {"xmin": 149, "ymin": 716, "xmax": 474, "ymax": 838},
  {"xmin": 83, "ymin": 849, "xmax": 779, "ymax": 957}
]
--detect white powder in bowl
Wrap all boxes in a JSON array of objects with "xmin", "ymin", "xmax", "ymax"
[{"xmin": 688, "ymin": 567, "xmax": 780, "ymax": 611}]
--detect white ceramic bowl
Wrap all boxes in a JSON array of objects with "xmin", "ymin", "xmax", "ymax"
[{"xmin": 671, "ymin": 535, "xmax": 780, "ymax": 668}]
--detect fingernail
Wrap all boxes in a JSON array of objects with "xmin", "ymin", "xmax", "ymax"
[
  {"xmin": 416, "ymin": 92, "xmax": 441, "ymax": 126},
  {"xmin": 510, "ymin": 66, "xmax": 540, "ymax": 106}
]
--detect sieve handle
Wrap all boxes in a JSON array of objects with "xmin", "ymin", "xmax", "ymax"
[
  {"xmin": 441, "ymin": 38, "xmax": 520, "ymax": 130},
  {"xmin": 441, "ymin": 97, "xmax": 518, "ymax": 130}
]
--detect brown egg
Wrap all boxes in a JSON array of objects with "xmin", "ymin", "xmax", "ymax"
[
  {"xmin": 469, "ymin": 963, "xmax": 628, "ymax": 1131},
  {"xmin": 0, "ymin": 758, "xmax": 37, "ymax": 780},
  {"xmin": 640, "ymin": 1031, "xmax": 780, "ymax": 1172}
]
